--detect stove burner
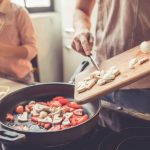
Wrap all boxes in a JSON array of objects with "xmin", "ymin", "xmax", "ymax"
[{"xmin": 98, "ymin": 127, "xmax": 150, "ymax": 150}]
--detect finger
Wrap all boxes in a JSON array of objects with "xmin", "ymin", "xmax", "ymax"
[
  {"xmin": 79, "ymin": 35, "xmax": 91, "ymax": 56},
  {"xmin": 73, "ymin": 38, "xmax": 85, "ymax": 55},
  {"xmin": 89, "ymin": 34, "xmax": 94, "ymax": 46},
  {"xmin": 72, "ymin": 37, "xmax": 80, "ymax": 52},
  {"xmin": 71, "ymin": 38, "xmax": 86, "ymax": 56}
]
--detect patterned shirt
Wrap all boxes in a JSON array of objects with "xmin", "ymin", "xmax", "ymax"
[
  {"xmin": 0, "ymin": 0, "xmax": 37, "ymax": 83},
  {"xmin": 95, "ymin": 0, "xmax": 150, "ymax": 89}
]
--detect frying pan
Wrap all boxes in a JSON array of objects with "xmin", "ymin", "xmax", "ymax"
[{"xmin": 0, "ymin": 61, "xmax": 101, "ymax": 148}]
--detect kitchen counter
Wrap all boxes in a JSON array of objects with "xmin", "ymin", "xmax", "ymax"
[{"xmin": 0, "ymin": 77, "xmax": 27, "ymax": 100}]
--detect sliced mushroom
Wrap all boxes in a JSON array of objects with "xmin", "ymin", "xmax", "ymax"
[
  {"xmin": 97, "ymin": 79, "xmax": 106, "ymax": 86},
  {"xmin": 63, "ymin": 112, "xmax": 73, "ymax": 119},
  {"xmin": 129, "ymin": 58, "xmax": 138, "ymax": 69},
  {"xmin": 62, "ymin": 119, "xmax": 71, "ymax": 126},
  {"xmin": 31, "ymin": 110, "xmax": 39, "ymax": 117},
  {"xmin": 85, "ymin": 78, "xmax": 97, "ymax": 90},
  {"xmin": 138, "ymin": 57, "xmax": 149, "ymax": 65},
  {"xmin": 102, "ymin": 73, "xmax": 115, "ymax": 81},
  {"xmin": 90, "ymin": 71, "xmax": 101, "ymax": 79},
  {"xmin": 38, "ymin": 116, "xmax": 53, "ymax": 123},
  {"xmin": 17, "ymin": 112, "xmax": 28, "ymax": 122},
  {"xmin": 77, "ymin": 81, "xmax": 87, "ymax": 93},
  {"xmin": 39, "ymin": 111, "xmax": 48, "ymax": 119},
  {"xmin": 53, "ymin": 116, "xmax": 63, "ymax": 124},
  {"xmin": 33, "ymin": 104, "xmax": 50, "ymax": 112}
]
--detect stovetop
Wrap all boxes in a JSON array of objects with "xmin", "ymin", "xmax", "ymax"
[
  {"xmin": 1, "ymin": 115, "xmax": 150, "ymax": 150},
  {"xmin": 0, "ymin": 125, "xmax": 113, "ymax": 150}
]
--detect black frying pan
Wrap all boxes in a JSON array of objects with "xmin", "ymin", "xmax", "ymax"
[{"xmin": 0, "ymin": 61, "xmax": 101, "ymax": 148}]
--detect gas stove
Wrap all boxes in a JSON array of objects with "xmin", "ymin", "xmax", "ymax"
[{"xmin": 1, "ymin": 114, "xmax": 150, "ymax": 150}]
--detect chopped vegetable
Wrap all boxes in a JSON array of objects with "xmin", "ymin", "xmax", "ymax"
[
  {"xmin": 6, "ymin": 96, "xmax": 89, "ymax": 132},
  {"xmin": 16, "ymin": 105, "xmax": 24, "ymax": 114}
]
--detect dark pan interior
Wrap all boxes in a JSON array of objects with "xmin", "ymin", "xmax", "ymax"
[{"xmin": 0, "ymin": 83, "xmax": 100, "ymax": 127}]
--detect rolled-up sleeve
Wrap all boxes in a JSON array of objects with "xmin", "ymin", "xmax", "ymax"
[{"xmin": 16, "ymin": 7, "xmax": 37, "ymax": 60}]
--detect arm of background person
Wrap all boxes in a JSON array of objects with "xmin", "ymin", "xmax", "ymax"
[
  {"xmin": 0, "ymin": 7, "xmax": 37, "ymax": 61},
  {"xmin": 72, "ymin": 0, "xmax": 96, "ymax": 56}
]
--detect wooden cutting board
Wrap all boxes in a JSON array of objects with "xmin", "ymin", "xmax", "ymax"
[{"xmin": 74, "ymin": 46, "xmax": 150, "ymax": 104}]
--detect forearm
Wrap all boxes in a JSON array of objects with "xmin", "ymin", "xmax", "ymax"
[
  {"xmin": 74, "ymin": 9, "xmax": 91, "ymax": 31},
  {"xmin": 73, "ymin": 0, "xmax": 95, "ymax": 32},
  {"xmin": 0, "ymin": 43, "xmax": 28, "ymax": 60},
  {"xmin": 0, "ymin": 43, "xmax": 37, "ymax": 61}
]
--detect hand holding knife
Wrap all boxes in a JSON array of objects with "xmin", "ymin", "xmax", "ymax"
[{"xmin": 88, "ymin": 54, "xmax": 101, "ymax": 71}]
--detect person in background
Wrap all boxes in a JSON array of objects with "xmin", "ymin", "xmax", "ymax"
[
  {"xmin": 72, "ymin": 0, "xmax": 150, "ymax": 131},
  {"xmin": 0, "ymin": 0, "xmax": 37, "ymax": 83}
]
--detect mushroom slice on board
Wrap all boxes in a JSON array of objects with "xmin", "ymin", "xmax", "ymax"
[
  {"xmin": 77, "ymin": 81, "xmax": 87, "ymax": 93},
  {"xmin": 85, "ymin": 78, "xmax": 97, "ymax": 90},
  {"xmin": 138, "ymin": 57, "xmax": 149, "ymax": 65}
]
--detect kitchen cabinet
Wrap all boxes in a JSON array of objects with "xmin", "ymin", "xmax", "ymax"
[{"xmin": 60, "ymin": 0, "xmax": 98, "ymax": 82}]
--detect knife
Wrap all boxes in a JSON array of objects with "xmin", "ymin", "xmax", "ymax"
[{"xmin": 89, "ymin": 55, "xmax": 100, "ymax": 71}]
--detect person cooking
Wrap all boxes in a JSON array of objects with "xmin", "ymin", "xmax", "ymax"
[
  {"xmin": 0, "ymin": 0, "xmax": 37, "ymax": 83},
  {"xmin": 72, "ymin": 0, "xmax": 150, "ymax": 131}
]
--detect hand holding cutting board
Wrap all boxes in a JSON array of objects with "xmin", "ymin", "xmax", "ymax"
[{"xmin": 74, "ymin": 42, "xmax": 150, "ymax": 104}]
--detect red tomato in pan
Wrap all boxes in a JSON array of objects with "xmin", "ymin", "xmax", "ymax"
[
  {"xmin": 67, "ymin": 102, "xmax": 82, "ymax": 109},
  {"xmin": 77, "ymin": 114, "xmax": 88, "ymax": 124},
  {"xmin": 49, "ymin": 124, "xmax": 61, "ymax": 131},
  {"xmin": 44, "ymin": 123, "xmax": 51, "ymax": 129},
  {"xmin": 70, "ymin": 114, "xmax": 88, "ymax": 125},
  {"xmin": 31, "ymin": 117, "xmax": 38, "ymax": 122},
  {"xmin": 6, "ymin": 113, "xmax": 14, "ymax": 121},
  {"xmin": 52, "ymin": 96, "xmax": 64, "ymax": 101},
  {"xmin": 61, "ymin": 125, "xmax": 71, "ymax": 130},
  {"xmin": 57, "ymin": 98, "xmax": 69, "ymax": 105},
  {"xmin": 16, "ymin": 105, "xmax": 24, "ymax": 114},
  {"xmin": 47, "ymin": 101, "xmax": 62, "ymax": 107},
  {"xmin": 62, "ymin": 105, "xmax": 71, "ymax": 112}
]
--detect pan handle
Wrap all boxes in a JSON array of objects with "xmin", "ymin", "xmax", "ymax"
[
  {"xmin": 69, "ymin": 61, "xmax": 89, "ymax": 84},
  {"xmin": 0, "ymin": 128, "xmax": 25, "ymax": 144}
]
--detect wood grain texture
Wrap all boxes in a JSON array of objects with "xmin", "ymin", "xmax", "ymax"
[{"xmin": 74, "ymin": 46, "xmax": 150, "ymax": 104}]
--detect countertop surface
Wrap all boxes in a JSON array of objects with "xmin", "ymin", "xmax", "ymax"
[{"xmin": 0, "ymin": 77, "xmax": 27, "ymax": 100}]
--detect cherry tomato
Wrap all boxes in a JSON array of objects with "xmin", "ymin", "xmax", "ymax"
[
  {"xmin": 69, "ymin": 107, "xmax": 75, "ymax": 112},
  {"xmin": 16, "ymin": 105, "xmax": 24, "ymax": 114},
  {"xmin": 57, "ymin": 98, "xmax": 69, "ymax": 105},
  {"xmin": 47, "ymin": 101, "xmax": 62, "ymax": 107},
  {"xmin": 44, "ymin": 123, "xmax": 51, "ymax": 129},
  {"xmin": 67, "ymin": 102, "xmax": 82, "ymax": 109},
  {"xmin": 6, "ymin": 113, "xmax": 14, "ymax": 121},
  {"xmin": 31, "ymin": 117, "xmax": 38, "ymax": 122},
  {"xmin": 62, "ymin": 105, "xmax": 71, "ymax": 112},
  {"xmin": 70, "ymin": 117, "xmax": 77, "ymax": 126},
  {"xmin": 52, "ymin": 96, "xmax": 64, "ymax": 101},
  {"xmin": 61, "ymin": 125, "xmax": 71, "ymax": 130},
  {"xmin": 49, "ymin": 124, "xmax": 61, "ymax": 131},
  {"xmin": 77, "ymin": 114, "xmax": 88, "ymax": 124},
  {"xmin": 40, "ymin": 122, "xmax": 45, "ymax": 127}
]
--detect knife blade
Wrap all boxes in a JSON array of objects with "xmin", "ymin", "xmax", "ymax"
[{"xmin": 89, "ymin": 55, "xmax": 100, "ymax": 71}]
